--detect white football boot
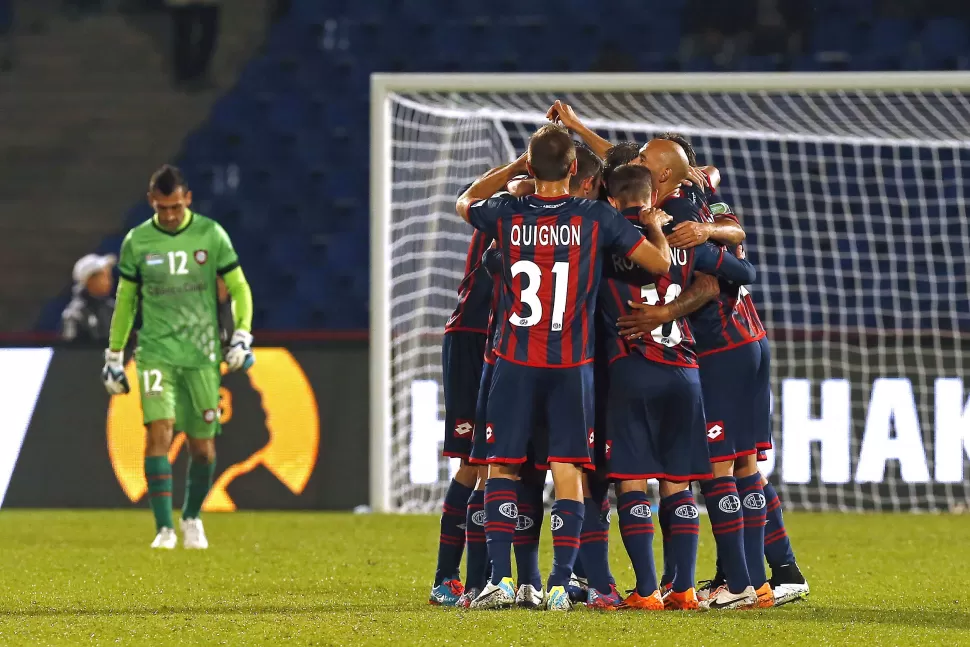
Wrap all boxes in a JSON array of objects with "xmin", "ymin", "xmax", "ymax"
[
  {"xmin": 180, "ymin": 518, "xmax": 209, "ymax": 550},
  {"xmin": 515, "ymin": 584, "xmax": 544, "ymax": 609},
  {"xmin": 700, "ymin": 584, "xmax": 757, "ymax": 610},
  {"xmin": 151, "ymin": 527, "xmax": 177, "ymax": 549}
]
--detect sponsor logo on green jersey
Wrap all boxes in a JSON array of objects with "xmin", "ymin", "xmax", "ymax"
[{"xmin": 145, "ymin": 253, "xmax": 164, "ymax": 266}]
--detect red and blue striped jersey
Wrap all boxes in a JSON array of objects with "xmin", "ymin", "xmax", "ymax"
[
  {"xmin": 466, "ymin": 194, "xmax": 645, "ymax": 368},
  {"xmin": 665, "ymin": 187, "xmax": 768, "ymax": 356},
  {"xmin": 445, "ymin": 228, "xmax": 494, "ymax": 334},
  {"xmin": 481, "ymin": 247, "xmax": 504, "ymax": 365},
  {"xmin": 598, "ymin": 207, "xmax": 757, "ymax": 367}
]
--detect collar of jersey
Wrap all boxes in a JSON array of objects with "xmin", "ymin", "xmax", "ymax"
[
  {"xmin": 528, "ymin": 194, "xmax": 571, "ymax": 201},
  {"xmin": 654, "ymin": 187, "xmax": 682, "ymax": 208},
  {"xmin": 621, "ymin": 206, "xmax": 644, "ymax": 221},
  {"xmin": 152, "ymin": 210, "xmax": 195, "ymax": 236}
]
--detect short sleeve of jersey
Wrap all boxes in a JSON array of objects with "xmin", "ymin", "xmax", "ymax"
[
  {"xmin": 117, "ymin": 231, "xmax": 139, "ymax": 283},
  {"xmin": 213, "ymin": 223, "xmax": 240, "ymax": 275},
  {"xmin": 709, "ymin": 200, "xmax": 740, "ymax": 224},
  {"xmin": 594, "ymin": 202, "xmax": 645, "ymax": 256},
  {"xmin": 466, "ymin": 196, "xmax": 515, "ymax": 239}
]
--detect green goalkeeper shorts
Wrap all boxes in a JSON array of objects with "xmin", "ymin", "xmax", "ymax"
[{"xmin": 136, "ymin": 360, "xmax": 222, "ymax": 439}]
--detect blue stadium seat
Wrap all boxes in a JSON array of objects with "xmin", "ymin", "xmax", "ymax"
[{"xmin": 919, "ymin": 18, "xmax": 968, "ymax": 69}]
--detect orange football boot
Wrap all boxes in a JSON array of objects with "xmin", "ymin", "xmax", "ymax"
[
  {"xmin": 754, "ymin": 582, "xmax": 775, "ymax": 608},
  {"xmin": 618, "ymin": 590, "xmax": 665, "ymax": 610},
  {"xmin": 664, "ymin": 587, "xmax": 699, "ymax": 610}
]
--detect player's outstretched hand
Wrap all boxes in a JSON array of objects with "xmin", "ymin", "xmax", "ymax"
[
  {"xmin": 666, "ymin": 221, "xmax": 712, "ymax": 249},
  {"xmin": 681, "ymin": 166, "xmax": 709, "ymax": 189},
  {"xmin": 639, "ymin": 207, "xmax": 673, "ymax": 229},
  {"xmin": 225, "ymin": 330, "xmax": 255, "ymax": 372},
  {"xmin": 617, "ymin": 301, "xmax": 671, "ymax": 339},
  {"xmin": 546, "ymin": 100, "xmax": 582, "ymax": 131},
  {"xmin": 101, "ymin": 349, "xmax": 130, "ymax": 395}
]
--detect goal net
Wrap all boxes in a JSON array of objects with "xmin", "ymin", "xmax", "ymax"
[{"xmin": 370, "ymin": 73, "xmax": 970, "ymax": 514}]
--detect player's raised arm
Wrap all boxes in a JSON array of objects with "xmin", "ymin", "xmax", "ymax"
[
  {"xmin": 546, "ymin": 100, "xmax": 613, "ymax": 160},
  {"xmin": 627, "ymin": 207, "xmax": 672, "ymax": 275},
  {"xmin": 456, "ymin": 152, "xmax": 528, "ymax": 223}
]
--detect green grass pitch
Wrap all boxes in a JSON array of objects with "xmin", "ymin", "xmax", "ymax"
[{"xmin": 0, "ymin": 510, "xmax": 967, "ymax": 646}]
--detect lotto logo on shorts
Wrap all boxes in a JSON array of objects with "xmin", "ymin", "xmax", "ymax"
[
  {"xmin": 499, "ymin": 502, "xmax": 518, "ymax": 519},
  {"xmin": 515, "ymin": 515, "xmax": 534, "ymax": 531},
  {"xmin": 587, "ymin": 429, "xmax": 595, "ymax": 447},
  {"xmin": 194, "ymin": 249, "xmax": 208, "ymax": 265},
  {"xmin": 630, "ymin": 504, "xmax": 652, "ymax": 519},
  {"xmin": 550, "ymin": 514, "xmax": 564, "ymax": 531},
  {"xmin": 743, "ymin": 493, "xmax": 767, "ymax": 510},
  {"xmin": 706, "ymin": 421, "xmax": 725, "ymax": 442},
  {"xmin": 718, "ymin": 495, "xmax": 742, "ymax": 514},
  {"xmin": 604, "ymin": 440, "xmax": 612, "ymax": 459},
  {"xmin": 485, "ymin": 424, "xmax": 495, "ymax": 444},
  {"xmin": 203, "ymin": 409, "xmax": 218, "ymax": 423},
  {"xmin": 453, "ymin": 420, "xmax": 473, "ymax": 438},
  {"xmin": 471, "ymin": 510, "xmax": 486, "ymax": 526}
]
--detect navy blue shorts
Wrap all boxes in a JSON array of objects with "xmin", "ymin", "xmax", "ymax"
[
  {"xmin": 606, "ymin": 354, "xmax": 712, "ymax": 482},
  {"xmin": 442, "ymin": 331, "xmax": 487, "ymax": 460},
  {"xmin": 484, "ymin": 358, "xmax": 594, "ymax": 468},
  {"xmin": 471, "ymin": 361, "xmax": 549, "ymax": 469},
  {"xmin": 698, "ymin": 336, "xmax": 772, "ymax": 463}
]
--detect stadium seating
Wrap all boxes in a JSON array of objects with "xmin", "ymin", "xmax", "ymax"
[{"xmin": 57, "ymin": 2, "xmax": 970, "ymax": 332}]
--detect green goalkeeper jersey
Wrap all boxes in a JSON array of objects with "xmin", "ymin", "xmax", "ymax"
[{"xmin": 117, "ymin": 211, "xmax": 239, "ymax": 368}]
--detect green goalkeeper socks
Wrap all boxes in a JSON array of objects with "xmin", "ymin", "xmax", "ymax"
[
  {"xmin": 144, "ymin": 456, "xmax": 174, "ymax": 531},
  {"xmin": 182, "ymin": 458, "xmax": 216, "ymax": 520}
]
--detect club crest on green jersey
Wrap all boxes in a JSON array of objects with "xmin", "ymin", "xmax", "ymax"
[{"xmin": 194, "ymin": 250, "xmax": 208, "ymax": 265}]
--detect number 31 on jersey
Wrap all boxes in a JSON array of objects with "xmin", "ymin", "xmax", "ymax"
[{"xmin": 508, "ymin": 260, "xmax": 569, "ymax": 331}]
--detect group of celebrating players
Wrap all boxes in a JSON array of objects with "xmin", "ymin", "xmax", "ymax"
[{"xmin": 428, "ymin": 102, "xmax": 810, "ymax": 611}]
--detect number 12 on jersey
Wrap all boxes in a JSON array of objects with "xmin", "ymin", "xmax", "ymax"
[{"xmin": 508, "ymin": 260, "xmax": 569, "ymax": 331}]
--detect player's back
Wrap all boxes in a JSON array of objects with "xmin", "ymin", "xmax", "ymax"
[
  {"xmin": 598, "ymin": 207, "xmax": 698, "ymax": 367},
  {"xmin": 666, "ymin": 186, "xmax": 766, "ymax": 353},
  {"xmin": 445, "ymin": 229, "xmax": 494, "ymax": 334},
  {"xmin": 476, "ymin": 194, "xmax": 629, "ymax": 368},
  {"xmin": 119, "ymin": 212, "xmax": 236, "ymax": 367}
]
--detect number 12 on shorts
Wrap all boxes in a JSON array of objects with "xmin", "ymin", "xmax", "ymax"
[
  {"xmin": 508, "ymin": 260, "xmax": 568, "ymax": 330},
  {"xmin": 142, "ymin": 369, "xmax": 163, "ymax": 393}
]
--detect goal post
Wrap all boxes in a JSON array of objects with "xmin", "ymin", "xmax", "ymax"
[{"xmin": 370, "ymin": 72, "xmax": 970, "ymax": 514}]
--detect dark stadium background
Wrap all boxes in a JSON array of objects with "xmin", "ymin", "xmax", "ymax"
[{"xmin": 1, "ymin": 0, "xmax": 968, "ymax": 510}]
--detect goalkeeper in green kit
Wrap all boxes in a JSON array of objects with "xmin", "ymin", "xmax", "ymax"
[{"xmin": 102, "ymin": 165, "xmax": 255, "ymax": 550}]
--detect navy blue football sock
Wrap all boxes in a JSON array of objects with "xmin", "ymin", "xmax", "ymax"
[
  {"xmin": 602, "ymin": 497, "xmax": 617, "ymax": 586},
  {"xmin": 434, "ymin": 479, "xmax": 473, "ymax": 585},
  {"xmin": 464, "ymin": 489, "xmax": 489, "ymax": 591},
  {"xmin": 702, "ymin": 476, "xmax": 750, "ymax": 594},
  {"xmin": 547, "ymin": 499, "xmax": 584, "ymax": 590},
  {"xmin": 617, "ymin": 491, "xmax": 658, "ymax": 596},
  {"xmin": 737, "ymin": 473, "xmax": 768, "ymax": 587},
  {"xmin": 658, "ymin": 496, "xmax": 674, "ymax": 586},
  {"xmin": 662, "ymin": 490, "xmax": 699, "ymax": 593},
  {"xmin": 579, "ymin": 497, "xmax": 612, "ymax": 593},
  {"xmin": 572, "ymin": 557, "xmax": 586, "ymax": 581},
  {"xmin": 484, "ymin": 478, "xmax": 517, "ymax": 585},
  {"xmin": 513, "ymin": 479, "xmax": 544, "ymax": 590},
  {"xmin": 588, "ymin": 476, "xmax": 617, "ymax": 586},
  {"xmin": 762, "ymin": 480, "xmax": 797, "ymax": 568}
]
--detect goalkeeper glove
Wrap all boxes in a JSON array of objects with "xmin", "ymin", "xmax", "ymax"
[
  {"xmin": 101, "ymin": 349, "xmax": 130, "ymax": 395},
  {"xmin": 225, "ymin": 330, "xmax": 254, "ymax": 372}
]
